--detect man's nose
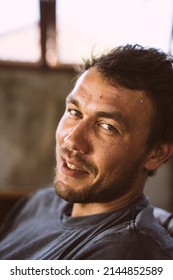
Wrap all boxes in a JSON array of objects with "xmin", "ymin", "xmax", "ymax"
[{"xmin": 64, "ymin": 121, "xmax": 90, "ymax": 154}]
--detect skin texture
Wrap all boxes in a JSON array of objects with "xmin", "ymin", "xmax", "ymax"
[{"xmin": 54, "ymin": 67, "xmax": 173, "ymax": 217}]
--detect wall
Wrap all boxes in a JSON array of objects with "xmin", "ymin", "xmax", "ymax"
[
  {"xmin": 0, "ymin": 66, "xmax": 75, "ymax": 194},
  {"xmin": 0, "ymin": 66, "xmax": 172, "ymax": 215},
  {"xmin": 144, "ymin": 159, "xmax": 173, "ymax": 211}
]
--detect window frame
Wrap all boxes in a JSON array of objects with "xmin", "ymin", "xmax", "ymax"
[
  {"xmin": 0, "ymin": 0, "xmax": 73, "ymax": 70},
  {"xmin": 0, "ymin": 0, "xmax": 173, "ymax": 70}
]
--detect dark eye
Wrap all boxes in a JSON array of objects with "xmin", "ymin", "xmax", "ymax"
[
  {"xmin": 68, "ymin": 109, "xmax": 82, "ymax": 117},
  {"xmin": 100, "ymin": 123, "xmax": 118, "ymax": 133}
]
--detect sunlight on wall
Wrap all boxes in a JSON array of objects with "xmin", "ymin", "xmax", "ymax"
[{"xmin": 57, "ymin": 0, "xmax": 173, "ymax": 63}]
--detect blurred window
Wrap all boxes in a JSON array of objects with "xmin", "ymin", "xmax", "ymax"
[
  {"xmin": 0, "ymin": 0, "xmax": 173, "ymax": 67},
  {"xmin": 0, "ymin": 0, "xmax": 40, "ymax": 63},
  {"xmin": 57, "ymin": 0, "xmax": 173, "ymax": 64}
]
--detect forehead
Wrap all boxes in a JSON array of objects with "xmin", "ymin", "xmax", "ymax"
[
  {"xmin": 71, "ymin": 69, "xmax": 120, "ymax": 106},
  {"xmin": 69, "ymin": 68, "xmax": 153, "ymax": 120}
]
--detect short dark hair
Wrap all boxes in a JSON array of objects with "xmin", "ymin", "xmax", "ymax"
[{"xmin": 82, "ymin": 44, "xmax": 173, "ymax": 148}]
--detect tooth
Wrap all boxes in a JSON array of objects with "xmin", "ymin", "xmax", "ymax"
[{"xmin": 67, "ymin": 162, "xmax": 78, "ymax": 170}]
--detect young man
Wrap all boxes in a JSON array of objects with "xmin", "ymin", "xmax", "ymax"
[{"xmin": 0, "ymin": 44, "xmax": 173, "ymax": 259}]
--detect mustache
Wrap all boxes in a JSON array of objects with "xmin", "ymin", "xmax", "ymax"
[{"xmin": 58, "ymin": 147, "xmax": 98, "ymax": 176}]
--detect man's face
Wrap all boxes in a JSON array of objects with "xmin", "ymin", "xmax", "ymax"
[{"xmin": 55, "ymin": 67, "xmax": 153, "ymax": 203}]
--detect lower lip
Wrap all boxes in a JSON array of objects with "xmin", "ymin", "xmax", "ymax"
[{"xmin": 61, "ymin": 161, "xmax": 89, "ymax": 177}]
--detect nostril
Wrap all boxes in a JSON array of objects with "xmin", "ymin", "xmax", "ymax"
[
  {"xmin": 64, "ymin": 133, "xmax": 81, "ymax": 152},
  {"xmin": 64, "ymin": 128, "xmax": 90, "ymax": 155}
]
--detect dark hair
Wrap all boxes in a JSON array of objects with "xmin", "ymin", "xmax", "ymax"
[{"xmin": 82, "ymin": 44, "xmax": 173, "ymax": 148}]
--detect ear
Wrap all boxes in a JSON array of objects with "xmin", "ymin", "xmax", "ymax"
[{"xmin": 144, "ymin": 143, "xmax": 173, "ymax": 173}]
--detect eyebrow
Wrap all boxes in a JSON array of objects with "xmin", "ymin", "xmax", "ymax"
[
  {"xmin": 96, "ymin": 111, "xmax": 128, "ymax": 129},
  {"xmin": 66, "ymin": 96, "xmax": 79, "ymax": 107},
  {"xmin": 66, "ymin": 96, "xmax": 129, "ymax": 130}
]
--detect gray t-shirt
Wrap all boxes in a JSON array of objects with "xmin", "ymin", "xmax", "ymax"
[{"xmin": 0, "ymin": 187, "xmax": 173, "ymax": 259}]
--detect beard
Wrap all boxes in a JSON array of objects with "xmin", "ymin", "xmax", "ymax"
[{"xmin": 54, "ymin": 147, "xmax": 147, "ymax": 204}]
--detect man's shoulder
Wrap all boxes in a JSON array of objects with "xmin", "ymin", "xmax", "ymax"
[
  {"xmin": 84, "ymin": 231, "xmax": 172, "ymax": 259},
  {"xmin": 30, "ymin": 186, "xmax": 56, "ymax": 200},
  {"xmin": 28, "ymin": 186, "xmax": 56, "ymax": 204},
  {"xmin": 74, "ymin": 204, "xmax": 173, "ymax": 260},
  {"xmin": 1, "ymin": 187, "xmax": 62, "ymax": 229},
  {"xmin": 19, "ymin": 186, "xmax": 64, "ymax": 216}
]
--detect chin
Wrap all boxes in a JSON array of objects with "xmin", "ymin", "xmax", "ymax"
[
  {"xmin": 54, "ymin": 179, "xmax": 89, "ymax": 203},
  {"xmin": 54, "ymin": 179, "xmax": 117, "ymax": 204}
]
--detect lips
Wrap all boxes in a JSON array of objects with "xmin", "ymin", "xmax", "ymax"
[
  {"xmin": 61, "ymin": 157, "xmax": 89, "ymax": 177},
  {"xmin": 57, "ymin": 147, "xmax": 98, "ymax": 177}
]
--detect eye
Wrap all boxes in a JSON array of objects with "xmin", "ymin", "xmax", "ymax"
[
  {"xmin": 100, "ymin": 123, "xmax": 118, "ymax": 133},
  {"xmin": 68, "ymin": 109, "xmax": 82, "ymax": 118}
]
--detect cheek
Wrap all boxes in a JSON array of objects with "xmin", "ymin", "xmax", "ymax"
[
  {"xmin": 95, "ymin": 145, "xmax": 118, "ymax": 170},
  {"xmin": 56, "ymin": 116, "xmax": 67, "ymax": 144},
  {"xmin": 96, "ymin": 142, "xmax": 131, "ymax": 172}
]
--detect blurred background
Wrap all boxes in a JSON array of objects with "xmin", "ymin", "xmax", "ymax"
[{"xmin": 0, "ymin": 0, "xmax": 173, "ymax": 223}]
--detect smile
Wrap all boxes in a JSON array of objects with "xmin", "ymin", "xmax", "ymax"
[
  {"xmin": 60, "ymin": 159, "xmax": 89, "ymax": 178},
  {"xmin": 66, "ymin": 162, "xmax": 81, "ymax": 171}
]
